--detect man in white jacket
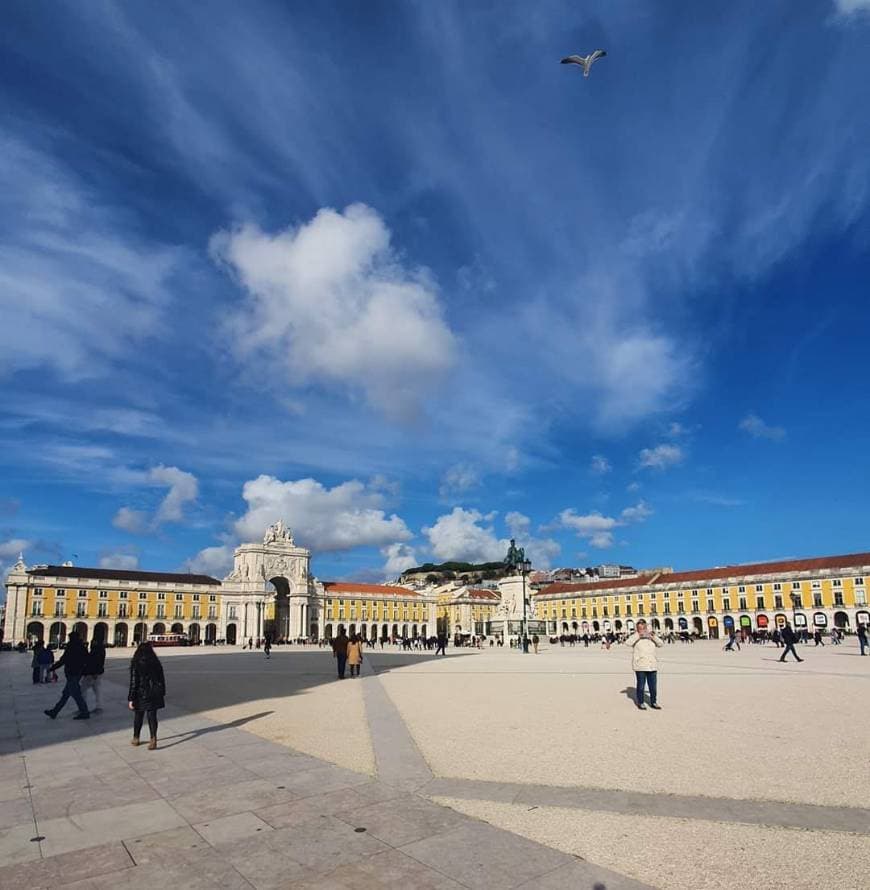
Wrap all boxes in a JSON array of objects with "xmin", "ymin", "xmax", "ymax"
[{"xmin": 626, "ymin": 619, "xmax": 663, "ymax": 710}]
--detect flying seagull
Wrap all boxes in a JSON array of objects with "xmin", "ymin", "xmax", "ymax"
[{"xmin": 561, "ymin": 50, "xmax": 607, "ymax": 77}]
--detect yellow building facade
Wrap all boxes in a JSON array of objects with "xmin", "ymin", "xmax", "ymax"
[
  {"xmin": 535, "ymin": 552, "xmax": 870, "ymax": 639},
  {"xmin": 319, "ymin": 582, "xmax": 435, "ymax": 641},
  {"xmin": 3, "ymin": 560, "xmax": 224, "ymax": 646},
  {"xmin": 435, "ymin": 586, "xmax": 501, "ymax": 637}
]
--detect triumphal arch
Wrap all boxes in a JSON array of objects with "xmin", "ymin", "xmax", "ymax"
[{"xmin": 221, "ymin": 520, "xmax": 320, "ymax": 642}]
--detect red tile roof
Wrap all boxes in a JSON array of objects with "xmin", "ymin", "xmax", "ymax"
[
  {"xmin": 536, "ymin": 552, "xmax": 870, "ymax": 597},
  {"xmin": 537, "ymin": 575, "xmax": 656, "ymax": 596},
  {"xmin": 323, "ymin": 582, "xmax": 421, "ymax": 597},
  {"xmin": 655, "ymin": 552, "xmax": 870, "ymax": 586},
  {"xmin": 466, "ymin": 588, "xmax": 500, "ymax": 600}
]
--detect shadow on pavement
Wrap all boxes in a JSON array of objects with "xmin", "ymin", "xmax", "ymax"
[
  {"xmin": 157, "ymin": 710, "xmax": 275, "ymax": 748},
  {"xmin": 2, "ymin": 647, "xmax": 476, "ymax": 756}
]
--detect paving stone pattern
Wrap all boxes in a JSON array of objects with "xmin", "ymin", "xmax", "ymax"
[{"xmin": 0, "ymin": 655, "xmax": 650, "ymax": 889}]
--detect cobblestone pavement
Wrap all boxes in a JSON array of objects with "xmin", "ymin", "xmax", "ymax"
[{"xmin": 0, "ymin": 648, "xmax": 650, "ymax": 889}]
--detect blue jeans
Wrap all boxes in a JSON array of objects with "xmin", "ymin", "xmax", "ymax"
[
  {"xmin": 635, "ymin": 670, "xmax": 657, "ymax": 705},
  {"xmin": 335, "ymin": 654, "xmax": 347, "ymax": 679},
  {"xmin": 859, "ymin": 637, "xmax": 868, "ymax": 655},
  {"xmin": 52, "ymin": 675, "xmax": 89, "ymax": 715}
]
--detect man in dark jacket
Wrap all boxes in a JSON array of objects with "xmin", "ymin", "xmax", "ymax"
[
  {"xmin": 332, "ymin": 629, "xmax": 349, "ymax": 679},
  {"xmin": 81, "ymin": 639, "xmax": 106, "ymax": 714},
  {"xmin": 44, "ymin": 632, "xmax": 90, "ymax": 719},
  {"xmin": 779, "ymin": 623, "xmax": 804, "ymax": 663}
]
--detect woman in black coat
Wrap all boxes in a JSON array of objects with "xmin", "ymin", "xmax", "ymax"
[{"xmin": 128, "ymin": 642, "xmax": 166, "ymax": 749}]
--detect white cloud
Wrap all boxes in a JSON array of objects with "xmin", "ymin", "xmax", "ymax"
[
  {"xmin": 557, "ymin": 510, "xmax": 618, "ymax": 537},
  {"xmin": 183, "ymin": 544, "xmax": 235, "ymax": 578},
  {"xmin": 626, "ymin": 481, "xmax": 641, "ymax": 493},
  {"xmin": 0, "ymin": 538, "xmax": 30, "ymax": 560},
  {"xmin": 667, "ymin": 422, "xmax": 688, "ymax": 437},
  {"xmin": 739, "ymin": 413, "xmax": 786, "ymax": 441},
  {"xmin": 439, "ymin": 463, "xmax": 480, "ymax": 501},
  {"xmin": 504, "ymin": 511, "xmax": 560, "ymax": 568},
  {"xmin": 234, "ymin": 474, "xmax": 412, "ymax": 553},
  {"xmin": 150, "ymin": 465, "xmax": 198, "ymax": 522},
  {"xmin": 424, "ymin": 507, "xmax": 509, "ymax": 564},
  {"xmin": 99, "ymin": 553, "xmax": 139, "ymax": 570},
  {"xmin": 113, "ymin": 465, "xmax": 199, "ymax": 534},
  {"xmin": 638, "ymin": 444, "xmax": 685, "ymax": 470},
  {"xmin": 382, "ymin": 542, "xmax": 418, "ymax": 577},
  {"xmin": 620, "ymin": 500, "xmax": 653, "ymax": 523},
  {"xmin": 213, "ymin": 203, "xmax": 458, "ymax": 421},
  {"xmin": 112, "ymin": 507, "xmax": 149, "ymax": 534},
  {"xmin": 590, "ymin": 455, "xmax": 612, "ymax": 475},
  {"xmin": 556, "ymin": 499, "xmax": 652, "ymax": 550},
  {"xmin": 556, "ymin": 510, "xmax": 618, "ymax": 550},
  {"xmin": 505, "ymin": 511, "xmax": 531, "ymax": 537},
  {"xmin": 834, "ymin": 0, "xmax": 870, "ymax": 15}
]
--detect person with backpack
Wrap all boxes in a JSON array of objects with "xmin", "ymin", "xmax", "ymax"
[{"xmin": 128, "ymin": 642, "xmax": 166, "ymax": 749}]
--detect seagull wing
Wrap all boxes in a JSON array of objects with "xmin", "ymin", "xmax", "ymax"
[
  {"xmin": 560, "ymin": 55, "xmax": 585, "ymax": 65},
  {"xmin": 589, "ymin": 49, "xmax": 607, "ymax": 63}
]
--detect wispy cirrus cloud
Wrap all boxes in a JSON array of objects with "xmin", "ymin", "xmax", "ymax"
[
  {"xmin": 590, "ymin": 455, "xmax": 612, "ymax": 475},
  {"xmin": 0, "ymin": 136, "xmax": 184, "ymax": 383},
  {"xmin": 739, "ymin": 413, "xmax": 786, "ymax": 441},
  {"xmin": 833, "ymin": 0, "xmax": 870, "ymax": 16},
  {"xmin": 639, "ymin": 444, "xmax": 685, "ymax": 470}
]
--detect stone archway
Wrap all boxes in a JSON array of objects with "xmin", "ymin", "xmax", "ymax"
[
  {"xmin": 114, "ymin": 623, "xmax": 129, "ymax": 647},
  {"xmin": 268, "ymin": 576, "xmax": 291, "ymax": 640}
]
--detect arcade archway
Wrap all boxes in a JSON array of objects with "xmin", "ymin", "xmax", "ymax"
[{"xmin": 268, "ymin": 576, "xmax": 291, "ymax": 640}]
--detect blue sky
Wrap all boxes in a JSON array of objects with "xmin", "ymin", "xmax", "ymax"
[{"xmin": 2, "ymin": 0, "xmax": 870, "ymax": 585}]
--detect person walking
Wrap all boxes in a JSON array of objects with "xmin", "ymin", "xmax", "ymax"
[
  {"xmin": 44, "ymin": 631, "xmax": 90, "ymax": 720},
  {"xmin": 264, "ymin": 636, "xmax": 272, "ymax": 659},
  {"xmin": 813, "ymin": 629, "xmax": 825, "ymax": 647},
  {"xmin": 857, "ymin": 623, "xmax": 868, "ymax": 656},
  {"xmin": 436, "ymin": 633, "xmax": 447, "ymax": 656},
  {"xmin": 626, "ymin": 619, "xmax": 663, "ymax": 710},
  {"xmin": 31, "ymin": 641, "xmax": 45, "ymax": 684},
  {"xmin": 128, "ymin": 642, "xmax": 166, "ymax": 749},
  {"xmin": 532, "ymin": 634, "xmax": 540, "ymax": 654},
  {"xmin": 332, "ymin": 627, "xmax": 349, "ymax": 679},
  {"xmin": 81, "ymin": 638, "xmax": 106, "ymax": 714},
  {"xmin": 779, "ymin": 622, "xmax": 804, "ymax": 663},
  {"xmin": 347, "ymin": 633, "xmax": 363, "ymax": 678}
]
